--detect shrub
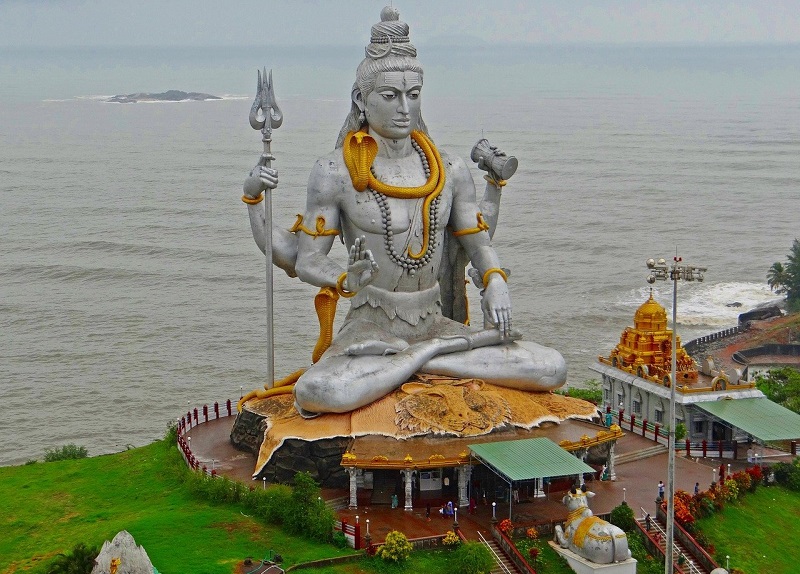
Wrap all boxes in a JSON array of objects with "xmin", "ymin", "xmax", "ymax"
[
  {"xmin": 376, "ymin": 530, "xmax": 413, "ymax": 563},
  {"xmin": 723, "ymin": 479, "xmax": 739, "ymax": 502},
  {"xmin": 526, "ymin": 526, "xmax": 539, "ymax": 540},
  {"xmin": 732, "ymin": 471, "xmax": 751, "ymax": 495},
  {"xmin": 44, "ymin": 444, "xmax": 88, "ymax": 462},
  {"xmin": 557, "ymin": 379, "xmax": 603, "ymax": 404},
  {"xmin": 674, "ymin": 422, "xmax": 687, "ymax": 442},
  {"xmin": 451, "ymin": 541, "xmax": 495, "ymax": 574},
  {"xmin": 164, "ymin": 420, "xmax": 178, "ymax": 444},
  {"xmin": 46, "ymin": 542, "xmax": 100, "ymax": 574},
  {"xmin": 673, "ymin": 491, "xmax": 695, "ymax": 529},
  {"xmin": 332, "ymin": 530, "xmax": 348, "ymax": 549},
  {"xmin": 253, "ymin": 484, "xmax": 292, "ymax": 524},
  {"xmin": 280, "ymin": 472, "xmax": 335, "ymax": 542},
  {"xmin": 442, "ymin": 530, "xmax": 461, "ymax": 547},
  {"xmin": 626, "ymin": 531, "xmax": 663, "ymax": 574},
  {"xmin": 745, "ymin": 465, "xmax": 763, "ymax": 491},
  {"xmin": 497, "ymin": 518, "xmax": 513, "ymax": 535},
  {"xmin": 691, "ymin": 490, "xmax": 715, "ymax": 519},
  {"xmin": 609, "ymin": 501, "xmax": 636, "ymax": 531}
]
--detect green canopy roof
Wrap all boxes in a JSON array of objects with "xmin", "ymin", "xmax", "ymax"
[
  {"xmin": 697, "ymin": 398, "xmax": 800, "ymax": 441},
  {"xmin": 468, "ymin": 438, "xmax": 595, "ymax": 483}
]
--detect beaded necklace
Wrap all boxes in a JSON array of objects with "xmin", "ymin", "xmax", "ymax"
[
  {"xmin": 342, "ymin": 130, "xmax": 446, "ymax": 275},
  {"xmin": 369, "ymin": 137, "xmax": 441, "ymax": 274}
]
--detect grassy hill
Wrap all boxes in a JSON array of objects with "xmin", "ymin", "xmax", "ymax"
[{"xmin": 0, "ymin": 438, "xmax": 349, "ymax": 573}]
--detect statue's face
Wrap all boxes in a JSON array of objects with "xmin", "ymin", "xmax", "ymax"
[{"xmin": 363, "ymin": 70, "xmax": 422, "ymax": 140}]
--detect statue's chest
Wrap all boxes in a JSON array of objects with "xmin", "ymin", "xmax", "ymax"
[
  {"xmin": 344, "ymin": 181, "xmax": 452, "ymax": 237},
  {"xmin": 345, "ymin": 192, "xmax": 419, "ymax": 234}
]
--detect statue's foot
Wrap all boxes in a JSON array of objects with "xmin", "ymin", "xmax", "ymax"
[{"xmin": 345, "ymin": 340, "xmax": 410, "ymax": 356}]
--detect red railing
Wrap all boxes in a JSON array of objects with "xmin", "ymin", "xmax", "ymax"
[{"xmin": 176, "ymin": 399, "xmax": 235, "ymax": 475}]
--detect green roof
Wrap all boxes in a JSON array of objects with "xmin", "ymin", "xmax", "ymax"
[
  {"xmin": 697, "ymin": 398, "xmax": 800, "ymax": 441},
  {"xmin": 468, "ymin": 438, "xmax": 595, "ymax": 483}
]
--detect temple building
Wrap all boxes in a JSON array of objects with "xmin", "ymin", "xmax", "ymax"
[{"xmin": 589, "ymin": 292, "xmax": 800, "ymax": 447}]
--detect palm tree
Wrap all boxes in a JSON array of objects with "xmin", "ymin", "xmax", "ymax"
[{"xmin": 767, "ymin": 262, "xmax": 788, "ymax": 294}]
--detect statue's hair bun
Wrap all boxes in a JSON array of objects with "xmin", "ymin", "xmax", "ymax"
[{"xmin": 366, "ymin": 6, "xmax": 416, "ymax": 59}]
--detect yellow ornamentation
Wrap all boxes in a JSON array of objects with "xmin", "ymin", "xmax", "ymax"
[
  {"xmin": 483, "ymin": 174, "xmax": 507, "ymax": 187},
  {"xmin": 572, "ymin": 516, "xmax": 604, "ymax": 548},
  {"xmin": 342, "ymin": 130, "xmax": 445, "ymax": 260},
  {"xmin": 452, "ymin": 212, "xmax": 490, "ymax": 237},
  {"xmin": 313, "ymin": 286, "xmax": 339, "ymax": 362},
  {"xmin": 237, "ymin": 369, "xmax": 305, "ymax": 412},
  {"xmin": 290, "ymin": 214, "xmax": 339, "ymax": 238},
  {"xmin": 336, "ymin": 272, "xmax": 356, "ymax": 299},
  {"xmin": 241, "ymin": 193, "xmax": 264, "ymax": 205},
  {"xmin": 482, "ymin": 267, "xmax": 508, "ymax": 287}
]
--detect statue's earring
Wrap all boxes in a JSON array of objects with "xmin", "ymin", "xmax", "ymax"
[{"xmin": 358, "ymin": 110, "xmax": 366, "ymax": 125}]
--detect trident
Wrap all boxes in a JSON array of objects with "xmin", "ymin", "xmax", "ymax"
[{"xmin": 249, "ymin": 68, "xmax": 283, "ymax": 388}]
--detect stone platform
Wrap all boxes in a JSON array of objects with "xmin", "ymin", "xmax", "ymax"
[{"xmin": 231, "ymin": 376, "xmax": 599, "ymax": 486}]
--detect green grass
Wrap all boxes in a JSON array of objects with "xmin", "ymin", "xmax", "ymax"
[
  {"xmin": 695, "ymin": 485, "xmax": 800, "ymax": 574},
  {"xmin": 0, "ymin": 440, "xmax": 350, "ymax": 574}
]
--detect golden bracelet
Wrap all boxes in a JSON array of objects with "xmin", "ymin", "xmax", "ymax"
[
  {"xmin": 336, "ymin": 272, "xmax": 356, "ymax": 298},
  {"xmin": 289, "ymin": 214, "xmax": 340, "ymax": 238},
  {"xmin": 482, "ymin": 268, "xmax": 508, "ymax": 287},
  {"xmin": 452, "ymin": 213, "xmax": 490, "ymax": 237},
  {"xmin": 242, "ymin": 193, "xmax": 264, "ymax": 205},
  {"xmin": 483, "ymin": 174, "xmax": 507, "ymax": 188}
]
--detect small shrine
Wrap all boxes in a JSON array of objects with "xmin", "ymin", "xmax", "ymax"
[
  {"xmin": 591, "ymin": 292, "xmax": 767, "ymax": 445},
  {"xmin": 601, "ymin": 290, "xmax": 698, "ymax": 387}
]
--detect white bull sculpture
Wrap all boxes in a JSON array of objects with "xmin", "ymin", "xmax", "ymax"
[{"xmin": 554, "ymin": 488, "xmax": 631, "ymax": 564}]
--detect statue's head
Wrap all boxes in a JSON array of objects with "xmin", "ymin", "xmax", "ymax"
[{"xmin": 336, "ymin": 6, "xmax": 428, "ymax": 147}]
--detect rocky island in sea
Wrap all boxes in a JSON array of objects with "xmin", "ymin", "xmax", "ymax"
[{"xmin": 105, "ymin": 90, "xmax": 221, "ymax": 103}]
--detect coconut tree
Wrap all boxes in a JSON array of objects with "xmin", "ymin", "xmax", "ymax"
[
  {"xmin": 786, "ymin": 238, "xmax": 800, "ymax": 310},
  {"xmin": 767, "ymin": 262, "xmax": 789, "ymax": 294}
]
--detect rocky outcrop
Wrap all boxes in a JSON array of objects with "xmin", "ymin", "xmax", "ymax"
[
  {"xmin": 230, "ymin": 409, "xmax": 351, "ymax": 488},
  {"xmin": 105, "ymin": 90, "xmax": 221, "ymax": 103},
  {"xmin": 90, "ymin": 531, "xmax": 154, "ymax": 574}
]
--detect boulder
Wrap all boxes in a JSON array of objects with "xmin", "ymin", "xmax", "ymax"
[{"xmin": 90, "ymin": 531, "xmax": 154, "ymax": 574}]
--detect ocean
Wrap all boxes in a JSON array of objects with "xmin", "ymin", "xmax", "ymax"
[{"xmin": 1, "ymin": 44, "xmax": 798, "ymax": 465}]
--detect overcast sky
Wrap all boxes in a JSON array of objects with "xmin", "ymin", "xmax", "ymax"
[{"xmin": 2, "ymin": 0, "xmax": 799, "ymax": 47}]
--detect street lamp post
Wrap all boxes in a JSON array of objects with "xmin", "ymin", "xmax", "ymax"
[{"xmin": 646, "ymin": 255, "xmax": 707, "ymax": 574}]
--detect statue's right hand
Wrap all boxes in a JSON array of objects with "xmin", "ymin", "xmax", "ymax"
[
  {"xmin": 243, "ymin": 155, "xmax": 278, "ymax": 198},
  {"xmin": 344, "ymin": 236, "xmax": 378, "ymax": 293}
]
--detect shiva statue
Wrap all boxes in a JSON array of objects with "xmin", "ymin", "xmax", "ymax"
[{"xmin": 241, "ymin": 6, "xmax": 566, "ymax": 417}]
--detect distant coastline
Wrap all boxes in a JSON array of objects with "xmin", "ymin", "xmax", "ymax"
[{"xmin": 105, "ymin": 90, "xmax": 220, "ymax": 104}]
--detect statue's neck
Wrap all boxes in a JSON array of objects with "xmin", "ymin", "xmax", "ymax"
[{"xmin": 368, "ymin": 130, "xmax": 414, "ymax": 159}]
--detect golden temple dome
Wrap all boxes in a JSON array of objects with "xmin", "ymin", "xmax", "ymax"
[{"xmin": 634, "ymin": 290, "xmax": 667, "ymax": 331}]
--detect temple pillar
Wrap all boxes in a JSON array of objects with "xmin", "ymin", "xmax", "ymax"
[
  {"xmin": 404, "ymin": 469, "xmax": 413, "ymax": 511},
  {"xmin": 608, "ymin": 441, "xmax": 617, "ymax": 481},
  {"xmin": 347, "ymin": 467, "xmax": 358, "ymax": 509},
  {"xmin": 457, "ymin": 464, "xmax": 472, "ymax": 508},
  {"xmin": 534, "ymin": 478, "xmax": 546, "ymax": 498}
]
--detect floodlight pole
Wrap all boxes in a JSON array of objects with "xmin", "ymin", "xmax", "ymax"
[{"xmin": 646, "ymin": 255, "xmax": 707, "ymax": 574}]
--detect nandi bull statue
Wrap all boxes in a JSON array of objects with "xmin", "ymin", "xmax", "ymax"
[{"xmin": 554, "ymin": 487, "xmax": 631, "ymax": 564}]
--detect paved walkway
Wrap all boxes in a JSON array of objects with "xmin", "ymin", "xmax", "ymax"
[{"xmin": 183, "ymin": 415, "xmax": 771, "ymax": 542}]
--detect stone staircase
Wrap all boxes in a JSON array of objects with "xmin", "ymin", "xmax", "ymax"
[
  {"xmin": 614, "ymin": 444, "xmax": 668, "ymax": 465},
  {"xmin": 636, "ymin": 516, "xmax": 709, "ymax": 574},
  {"xmin": 477, "ymin": 532, "xmax": 522, "ymax": 574}
]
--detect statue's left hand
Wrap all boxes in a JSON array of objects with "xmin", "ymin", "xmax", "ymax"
[
  {"xmin": 482, "ymin": 276, "xmax": 512, "ymax": 338},
  {"xmin": 344, "ymin": 236, "xmax": 379, "ymax": 293}
]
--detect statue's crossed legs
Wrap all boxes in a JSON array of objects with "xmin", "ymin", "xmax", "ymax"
[{"xmin": 293, "ymin": 318, "xmax": 566, "ymax": 416}]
